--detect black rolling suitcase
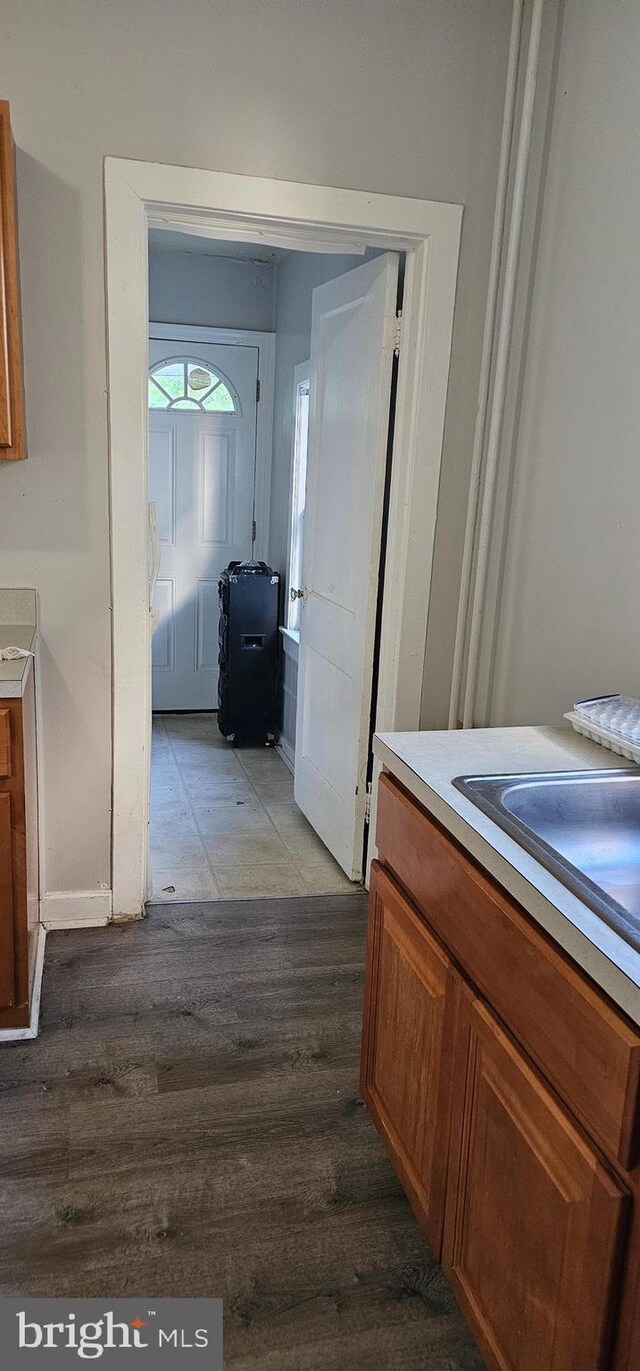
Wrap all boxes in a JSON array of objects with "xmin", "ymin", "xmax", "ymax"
[{"xmin": 218, "ymin": 560, "xmax": 280, "ymax": 745}]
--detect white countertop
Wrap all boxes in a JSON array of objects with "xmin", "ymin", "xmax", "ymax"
[
  {"xmin": 0, "ymin": 589, "xmax": 37, "ymax": 698},
  {"xmin": 374, "ymin": 725, "xmax": 640, "ymax": 1025}
]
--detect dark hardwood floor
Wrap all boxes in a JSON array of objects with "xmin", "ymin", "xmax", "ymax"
[{"xmin": 0, "ymin": 895, "xmax": 483, "ymax": 1369}]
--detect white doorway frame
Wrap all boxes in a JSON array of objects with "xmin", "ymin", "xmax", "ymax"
[
  {"xmin": 149, "ymin": 323, "xmax": 276, "ymax": 561},
  {"xmin": 105, "ymin": 157, "xmax": 462, "ymax": 920}
]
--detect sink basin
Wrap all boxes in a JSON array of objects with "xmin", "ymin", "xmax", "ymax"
[{"xmin": 453, "ymin": 768, "xmax": 640, "ymax": 953}]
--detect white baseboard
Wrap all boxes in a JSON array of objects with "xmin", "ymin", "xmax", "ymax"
[
  {"xmin": 0, "ymin": 924, "xmax": 47, "ymax": 1043},
  {"xmin": 40, "ymin": 888, "xmax": 113, "ymax": 929},
  {"xmin": 276, "ymin": 739, "xmax": 295, "ymax": 775}
]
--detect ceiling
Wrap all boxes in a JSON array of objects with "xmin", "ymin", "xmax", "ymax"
[{"xmin": 148, "ymin": 228, "xmax": 288, "ymax": 264}]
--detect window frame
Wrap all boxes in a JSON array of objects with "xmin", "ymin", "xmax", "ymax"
[
  {"xmin": 147, "ymin": 355, "xmax": 240, "ymax": 413},
  {"xmin": 286, "ymin": 360, "xmax": 311, "ymax": 632}
]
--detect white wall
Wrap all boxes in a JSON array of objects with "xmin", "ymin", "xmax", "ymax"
[
  {"xmin": 0, "ymin": 0, "xmax": 511, "ymax": 903},
  {"xmin": 487, "ymin": 1, "xmax": 640, "ymax": 725},
  {"xmin": 148, "ymin": 247, "xmax": 276, "ymax": 331}
]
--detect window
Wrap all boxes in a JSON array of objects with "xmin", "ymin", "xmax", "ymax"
[
  {"xmin": 148, "ymin": 358, "xmax": 238, "ymax": 412},
  {"xmin": 287, "ymin": 364, "xmax": 310, "ymax": 632}
]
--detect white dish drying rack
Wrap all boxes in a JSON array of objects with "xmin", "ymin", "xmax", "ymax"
[{"xmin": 565, "ymin": 695, "xmax": 640, "ymax": 764}]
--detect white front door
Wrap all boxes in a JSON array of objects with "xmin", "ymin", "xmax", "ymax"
[
  {"xmin": 294, "ymin": 252, "xmax": 399, "ymax": 880},
  {"xmin": 148, "ymin": 340, "xmax": 258, "ymax": 710}
]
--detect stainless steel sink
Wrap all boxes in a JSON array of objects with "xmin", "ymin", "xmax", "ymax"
[{"xmin": 453, "ymin": 768, "xmax": 640, "ymax": 953}]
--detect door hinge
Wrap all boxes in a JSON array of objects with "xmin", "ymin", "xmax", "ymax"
[
  {"xmin": 364, "ymin": 781, "xmax": 373, "ymax": 825},
  {"xmin": 252, "ymin": 518, "xmax": 257, "ymax": 543},
  {"xmin": 393, "ymin": 310, "xmax": 403, "ymax": 357},
  {"xmin": 256, "ymin": 376, "xmax": 261, "ymax": 402}
]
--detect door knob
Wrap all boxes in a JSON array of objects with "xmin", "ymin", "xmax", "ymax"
[{"xmin": 290, "ymin": 587, "xmax": 306, "ymax": 602}]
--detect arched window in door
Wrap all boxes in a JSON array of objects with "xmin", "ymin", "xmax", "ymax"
[{"xmin": 148, "ymin": 357, "xmax": 239, "ymax": 412}]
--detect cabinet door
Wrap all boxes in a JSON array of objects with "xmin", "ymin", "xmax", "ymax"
[
  {"xmin": 0, "ymin": 792, "xmax": 15, "ymax": 1006},
  {"xmin": 361, "ymin": 861, "xmax": 457, "ymax": 1254},
  {"xmin": 444, "ymin": 986, "xmax": 629, "ymax": 1371}
]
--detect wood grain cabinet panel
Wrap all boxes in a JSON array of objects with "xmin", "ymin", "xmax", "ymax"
[
  {"xmin": 0, "ymin": 791, "xmax": 15, "ymax": 1007},
  {"xmin": 443, "ymin": 986, "xmax": 629, "ymax": 1371},
  {"xmin": 0, "ymin": 708, "xmax": 10, "ymax": 776},
  {"xmin": 361, "ymin": 861, "xmax": 457, "ymax": 1254},
  {"xmin": 0, "ymin": 100, "xmax": 27, "ymax": 461},
  {"xmin": 0, "ymin": 683, "xmax": 38, "ymax": 1028}
]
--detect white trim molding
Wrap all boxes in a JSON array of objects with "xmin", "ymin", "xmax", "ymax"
[
  {"xmin": 278, "ymin": 625, "xmax": 299, "ymax": 774},
  {"xmin": 40, "ymin": 889, "xmax": 113, "ymax": 929},
  {"xmin": 280, "ymin": 625, "xmax": 300, "ymax": 658},
  {"xmin": 0, "ymin": 925, "xmax": 47, "ymax": 1043},
  {"xmin": 448, "ymin": 0, "xmax": 556, "ymax": 729},
  {"xmin": 276, "ymin": 741, "xmax": 295, "ymax": 775},
  {"xmin": 105, "ymin": 157, "xmax": 462, "ymax": 920}
]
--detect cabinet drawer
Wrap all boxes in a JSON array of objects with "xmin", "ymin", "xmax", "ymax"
[
  {"xmin": 377, "ymin": 772, "xmax": 640, "ymax": 1169},
  {"xmin": 0, "ymin": 709, "xmax": 10, "ymax": 777}
]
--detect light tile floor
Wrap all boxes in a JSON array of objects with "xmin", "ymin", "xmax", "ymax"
[{"xmin": 150, "ymin": 712, "xmax": 363, "ymax": 902}]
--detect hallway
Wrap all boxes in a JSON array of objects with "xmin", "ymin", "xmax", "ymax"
[
  {"xmin": 0, "ymin": 894, "xmax": 481, "ymax": 1369},
  {"xmin": 150, "ymin": 713, "xmax": 359, "ymax": 902}
]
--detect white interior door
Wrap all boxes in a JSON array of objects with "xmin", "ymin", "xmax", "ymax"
[
  {"xmin": 294, "ymin": 252, "xmax": 399, "ymax": 880},
  {"xmin": 148, "ymin": 340, "xmax": 258, "ymax": 710}
]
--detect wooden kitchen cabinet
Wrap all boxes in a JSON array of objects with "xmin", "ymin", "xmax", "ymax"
[
  {"xmin": 0, "ymin": 789, "xmax": 15, "ymax": 1005},
  {"xmin": 361, "ymin": 861, "xmax": 457, "ymax": 1254},
  {"xmin": 0, "ymin": 674, "xmax": 39, "ymax": 1027},
  {"xmin": 374, "ymin": 772, "xmax": 640, "ymax": 1171},
  {"xmin": 444, "ymin": 985, "xmax": 628, "ymax": 1371},
  {"xmin": 362, "ymin": 770, "xmax": 640, "ymax": 1370},
  {"xmin": 0, "ymin": 100, "xmax": 27, "ymax": 461}
]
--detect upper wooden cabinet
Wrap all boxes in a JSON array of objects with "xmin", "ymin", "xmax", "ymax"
[{"xmin": 0, "ymin": 100, "xmax": 26, "ymax": 461}]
